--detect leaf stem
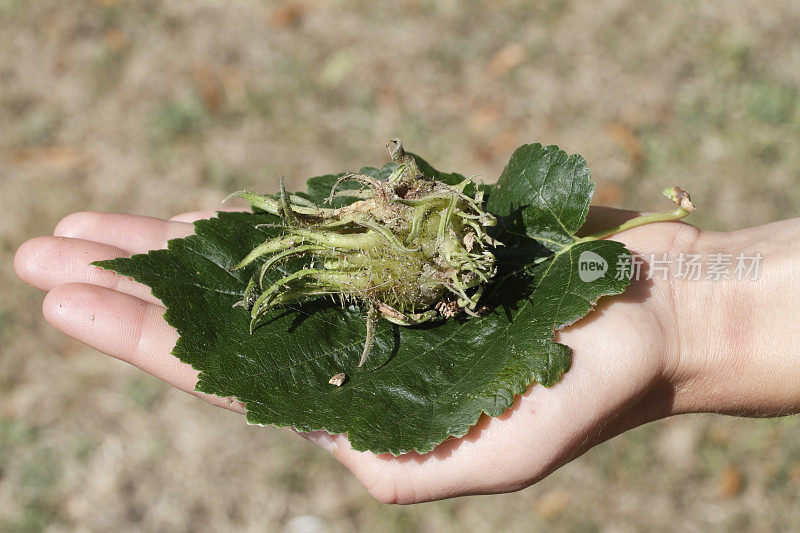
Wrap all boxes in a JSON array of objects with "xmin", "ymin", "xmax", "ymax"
[
  {"xmin": 574, "ymin": 186, "xmax": 696, "ymax": 244},
  {"xmin": 574, "ymin": 207, "xmax": 689, "ymax": 243}
]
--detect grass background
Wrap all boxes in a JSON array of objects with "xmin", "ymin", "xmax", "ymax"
[{"xmin": 2, "ymin": 1, "xmax": 800, "ymax": 531}]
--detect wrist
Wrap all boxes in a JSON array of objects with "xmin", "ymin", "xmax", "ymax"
[
  {"xmin": 669, "ymin": 223, "xmax": 800, "ymax": 417},
  {"xmin": 667, "ymin": 228, "xmax": 737, "ymax": 414}
]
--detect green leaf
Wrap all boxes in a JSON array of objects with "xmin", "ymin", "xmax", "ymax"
[
  {"xmin": 488, "ymin": 143, "xmax": 594, "ymax": 252},
  {"xmin": 93, "ymin": 144, "xmax": 631, "ymax": 455}
]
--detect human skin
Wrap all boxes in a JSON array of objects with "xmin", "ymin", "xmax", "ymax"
[{"xmin": 13, "ymin": 207, "xmax": 800, "ymax": 503}]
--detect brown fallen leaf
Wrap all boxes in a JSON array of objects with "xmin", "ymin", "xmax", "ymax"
[
  {"xmin": 789, "ymin": 462, "xmax": 800, "ymax": 484},
  {"xmin": 718, "ymin": 463, "xmax": 743, "ymax": 499},
  {"xmin": 269, "ymin": 2, "xmax": 310, "ymax": 28},
  {"xmin": 535, "ymin": 489, "xmax": 571, "ymax": 519},
  {"xmin": 376, "ymin": 86, "xmax": 398, "ymax": 113},
  {"xmin": 60, "ymin": 338, "xmax": 87, "ymax": 359},
  {"xmin": 605, "ymin": 121, "xmax": 644, "ymax": 167},
  {"xmin": 491, "ymin": 128, "xmax": 520, "ymax": 154},
  {"xmin": 104, "ymin": 28, "xmax": 130, "ymax": 52},
  {"xmin": 487, "ymin": 44, "xmax": 526, "ymax": 79},
  {"xmin": 10, "ymin": 147, "xmax": 91, "ymax": 170},
  {"xmin": 593, "ymin": 182, "xmax": 624, "ymax": 205},
  {"xmin": 467, "ymin": 104, "xmax": 503, "ymax": 134},
  {"xmin": 193, "ymin": 63, "xmax": 224, "ymax": 113}
]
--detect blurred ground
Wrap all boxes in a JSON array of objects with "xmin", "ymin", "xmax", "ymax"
[{"xmin": 2, "ymin": 1, "xmax": 800, "ymax": 531}]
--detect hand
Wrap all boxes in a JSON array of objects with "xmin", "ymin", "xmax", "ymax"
[{"xmin": 15, "ymin": 208, "xmax": 796, "ymax": 503}]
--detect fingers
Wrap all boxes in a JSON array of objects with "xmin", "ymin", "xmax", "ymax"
[
  {"xmin": 42, "ymin": 283, "xmax": 245, "ymax": 413},
  {"xmin": 43, "ymin": 282, "xmax": 183, "ymax": 383},
  {"xmin": 15, "ymin": 236, "xmax": 162, "ymax": 305},
  {"xmin": 54, "ymin": 212, "xmax": 195, "ymax": 254}
]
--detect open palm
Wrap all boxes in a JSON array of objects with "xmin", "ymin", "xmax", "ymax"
[{"xmin": 14, "ymin": 207, "xmax": 698, "ymax": 503}]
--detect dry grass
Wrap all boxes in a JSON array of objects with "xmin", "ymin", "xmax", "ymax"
[{"xmin": 2, "ymin": 1, "xmax": 799, "ymax": 531}]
